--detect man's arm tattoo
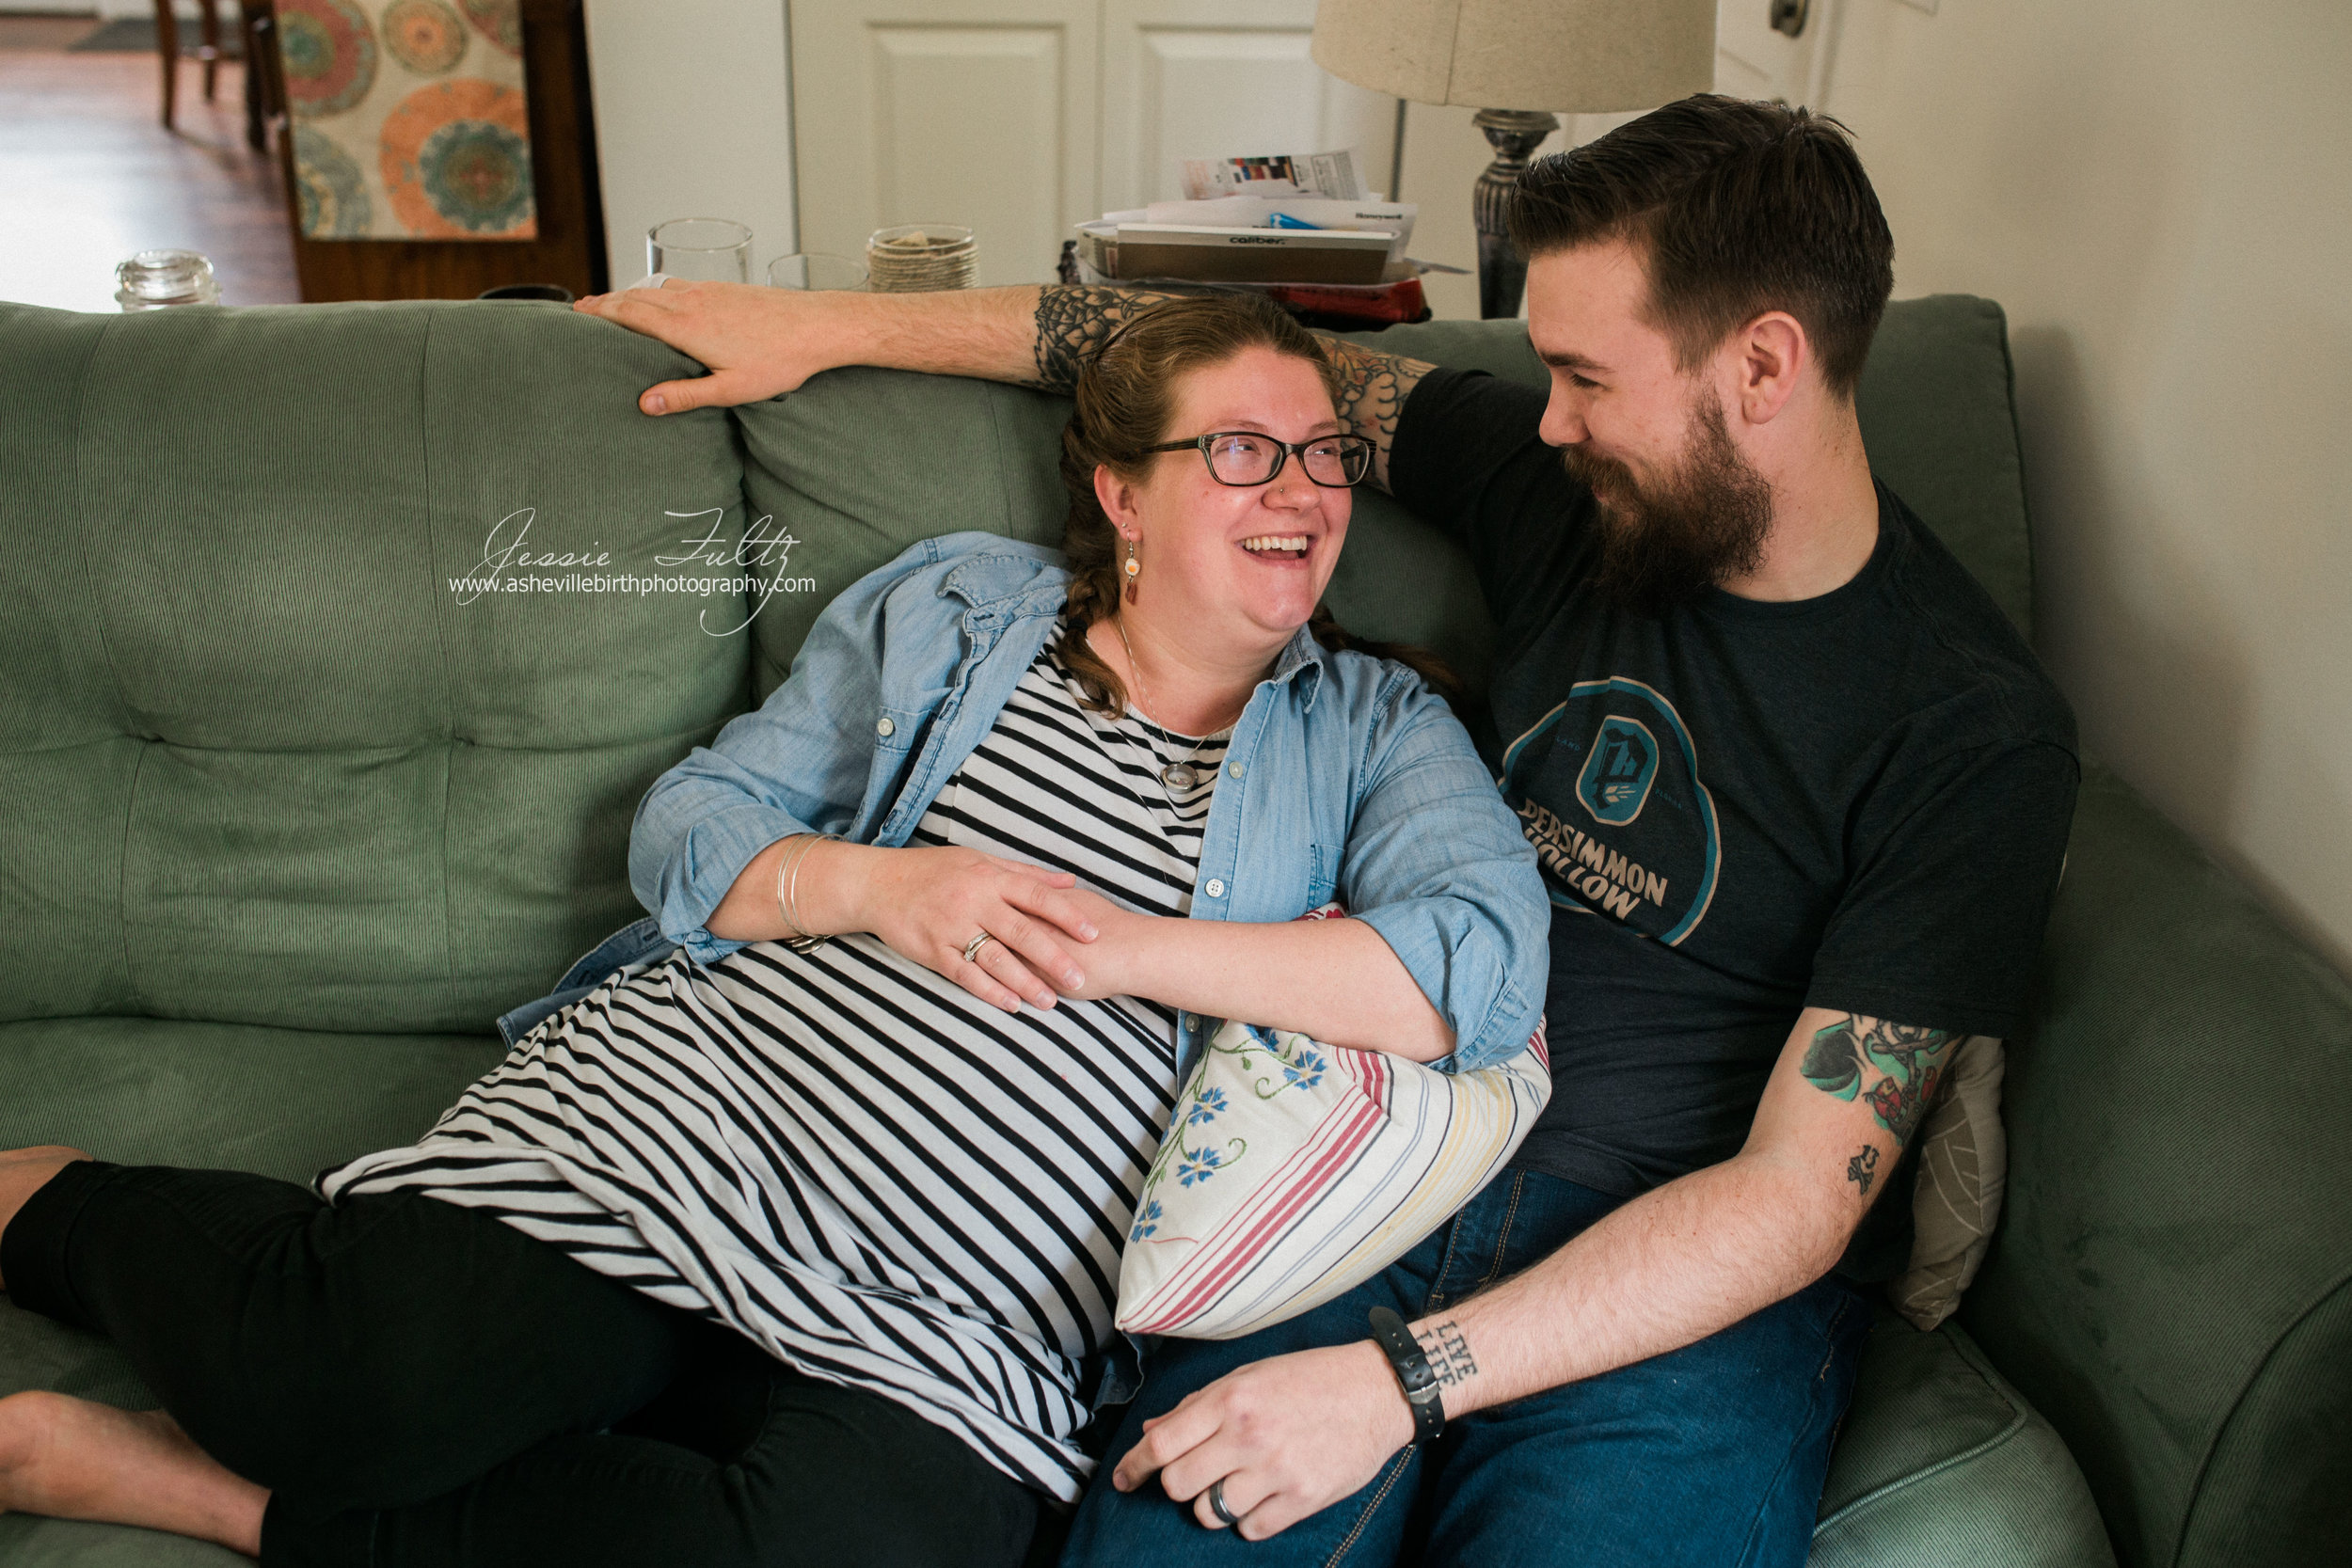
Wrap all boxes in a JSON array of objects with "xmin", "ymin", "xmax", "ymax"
[
  {"xmin": 1025, "ymin": 287, "xmax": 1434, "ymax": 491},
  {"xmin": 1028, "ymin": 286, "xmax": 1177, "ymax": 392},
  {"xmin": 1846, "ymin": 1144, "xmax": 1881, "ymax": 1196},
  {"xmin": 1415, "ymin": 1319, "xmax": 1479, "ymax": 1388},
  {"xmin": 1320, "ymin": 338, "xmax": 1432, "ymax": 492},
  {"xmin": 1800, "ymin": 1015, "xmax": 1958, "ymax": 1145}
]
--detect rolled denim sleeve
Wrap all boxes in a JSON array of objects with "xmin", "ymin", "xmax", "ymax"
[
  {"xmin": 1341, "ymin": 673, "xmax": 1549, "ymax": 1073},
  {"xmin": 628, "ymin": 542, "xmax": 922, "ymax": 964}
]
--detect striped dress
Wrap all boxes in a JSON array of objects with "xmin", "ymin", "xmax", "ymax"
[{"xmin": 323, "ymin": 626, "xmax": 1232, "ymax": 1499}]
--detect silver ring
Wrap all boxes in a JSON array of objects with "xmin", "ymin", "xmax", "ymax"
[
  {"xmin": 961, "ymin": 931, "xmax": 996, "ymax": 965},
  {"xmin": 1208, "ymin": 1478, "xmax": 1242, "ymax": 1528}
]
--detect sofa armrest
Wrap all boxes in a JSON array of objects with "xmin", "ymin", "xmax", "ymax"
[{"xmin": 1960, "ymin": 759, "xmax": 2352, "ymax": 1568}]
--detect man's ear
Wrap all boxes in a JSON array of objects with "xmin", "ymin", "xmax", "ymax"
[
  {"xmin": 1094, "ymin": 463, "xmax": 1144, "ymax": 535},
  {"xmin": 1735, "ymin": 311, "xmax": 1808, "ymax": 426}
]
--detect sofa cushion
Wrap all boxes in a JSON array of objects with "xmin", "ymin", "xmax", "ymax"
[
  {"xmin": 1811, "ymin": 1311, "xmax": 2115, "ymax": 1566},
  {"xmin": 739, "ymin": 296, "xmax": 2033, "ymax": 714},
  {"xmin": 1355, "ymin": 294, "xmax": 2037, "ymax": 641},
  {"xmin": 0, "ymin": 1014, "xmax": 504, "ymax": 1565},
  {"xmin": 0, "ymin": 302, "xmax": 753, "ymax": 1037}
]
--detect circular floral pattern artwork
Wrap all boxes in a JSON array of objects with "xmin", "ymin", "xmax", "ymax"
[
  {"xmin": 457, "ymin": 0, "xmax": 523, "ymax": 57},
  {"xmin": 277, "ymin": 0, "xmax": 377, "ymax": 118},
  {"xmin": 291, "ymin": 125, "xmax": 372, "ymax": 235},
  {"xmin": 381, "ymin": 0, "xmax": 467, "ymax": 75},
  {"xmin": 381, "ymin": 79, "xmax": 535, "ymax": 237}
]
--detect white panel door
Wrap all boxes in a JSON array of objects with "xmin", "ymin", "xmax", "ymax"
[
  {"xmin": 1102, "ymin": 0, "xmax": 1399, "ymax": 213},
  {"xmin": 1715, "ymin": 0, "xmax": 1841, "ymax": 105},
  {"xmin": 791, "ymin": 0, "xmax": 1098, "ymax": 287}
]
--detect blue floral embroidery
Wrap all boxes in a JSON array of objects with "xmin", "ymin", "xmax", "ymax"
[
  {"xmin": 1281, "ymin": 1051, "xmax": 1327, "ymax": 1091},
  {"xmin": 1130, "ymin": 1198, "xmax": 1165, "ymax": 1241},
  {"xmin": 1176, "ymin": 1148, "xmax": 1224, "ymax": 1186},
  {"xmin": 1186, "ymin": 1086, "xmax": 1230, "ymax": 1126}
]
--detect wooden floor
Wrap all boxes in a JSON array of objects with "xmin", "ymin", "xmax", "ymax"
[{"xmin": 0, "ymin": 18, "xmax": 297, "ymax": 313}]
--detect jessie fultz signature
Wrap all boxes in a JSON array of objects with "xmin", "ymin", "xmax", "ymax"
[{"xmin": 455, "ymin": 507, "xmax": 803, "ymax": 637}]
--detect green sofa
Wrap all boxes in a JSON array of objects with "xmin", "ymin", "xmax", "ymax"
[{"xmin": 1, "ymin": 294, "xmax": 2344, "ymax": 1567}]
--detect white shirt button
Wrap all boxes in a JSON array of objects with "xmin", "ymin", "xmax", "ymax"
[
  {"xmin": 1227, "ymin": 762, "xmax": 1245, "ymax": 779},
  {"xmin": 1204, "ymin": 878, "xmax": 1226, "ymax": 898},
  {"xmin": 875, "ymin": 717, "xmax": 895, "ymax": 737}
]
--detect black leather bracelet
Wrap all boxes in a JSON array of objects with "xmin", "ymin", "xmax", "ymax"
[{"xmin": 1367, "ymin": 1306, "xmax": 1444, "ymax": 1446}]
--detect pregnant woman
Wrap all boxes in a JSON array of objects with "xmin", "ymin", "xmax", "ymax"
[{"xmin": 0, "ymin": 293, "xmax": 1546, "ymax": 1567}]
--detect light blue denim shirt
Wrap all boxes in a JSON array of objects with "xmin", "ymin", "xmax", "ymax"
[{"xmin": 501, "ymin": 532, "xmax": 1547, "ymax": 1074}]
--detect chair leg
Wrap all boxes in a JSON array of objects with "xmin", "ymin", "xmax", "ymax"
[
  {"xmin": 200, "ymin": 0, "xmax": 221, "ymax": 103},
  {"xmin": 154, "ymin": 0, "xmax": 179, "ymax": 130},
  {"xmin": 244, "ymin": 7, "xmax": 268, "ymax": 150}
]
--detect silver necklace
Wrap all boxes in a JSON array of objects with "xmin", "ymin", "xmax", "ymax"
[{"xmin": 1111, "ymin": 616, "xmax": 1230, "ymax": 795}]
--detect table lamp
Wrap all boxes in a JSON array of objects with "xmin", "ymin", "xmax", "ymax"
[{"xmin": 1312, "ymin": 0, "xmax": 1716, "ymax": 317}]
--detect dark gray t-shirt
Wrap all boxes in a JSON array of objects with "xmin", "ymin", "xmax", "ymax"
[{"xmin": 1392, "ymin": 368, "xmax": 2078, "ymax": 1273}]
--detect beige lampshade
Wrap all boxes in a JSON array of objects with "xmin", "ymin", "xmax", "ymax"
[{"xmin": 1311, "ymin": 0, "xmax": 1715, "ymax": 111}]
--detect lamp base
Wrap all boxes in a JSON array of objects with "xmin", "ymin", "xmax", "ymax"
[{"xmin": 1472, "ymin": 108, "xmax": 1560, "ymax": 320}]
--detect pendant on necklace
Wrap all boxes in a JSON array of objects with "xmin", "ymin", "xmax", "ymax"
[{"xmin": 1160, "ymin": 762, "xmax": 1199, "ymax": 792}]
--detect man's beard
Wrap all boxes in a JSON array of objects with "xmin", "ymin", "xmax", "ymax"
[{"xmin": 1561, "ymin": 392, "xmax": 1773, "ymax": 616}]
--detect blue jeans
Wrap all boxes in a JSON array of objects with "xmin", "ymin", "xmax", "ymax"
[{"xmin": 1062, "ymin": 1170, "xmax": 1869, "ymax": 1568}]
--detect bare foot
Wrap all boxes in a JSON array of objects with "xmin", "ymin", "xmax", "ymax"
[
  {"xmin": 0, "ymin": 1390, "xmax": 265, "ymax": 1557},
  {"xmin": 0, "ymin": 1148, "xmax": 91, "ymax": 1291}
]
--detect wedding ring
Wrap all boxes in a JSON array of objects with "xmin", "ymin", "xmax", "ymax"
[
  {"xmin": 961, "ymin": 931, "xmax": 997, "ymax": 965},
  {"xmin": 1208, "ymin": 1478, "xmax": 1242, "ymax": 1528}
]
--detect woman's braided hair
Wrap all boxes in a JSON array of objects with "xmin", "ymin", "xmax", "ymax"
[{"xmin": 1056, "ymin": 293, "xmax": 1456, "ymax": 716}]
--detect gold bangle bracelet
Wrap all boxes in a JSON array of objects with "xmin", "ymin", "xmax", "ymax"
[
  {"xmin": 785, "ymin": 832, "xmax": 841, "ymax": 949},
  {"xmin": 773, "ymin": 835, "xmax": 814, "ymax": 941}
]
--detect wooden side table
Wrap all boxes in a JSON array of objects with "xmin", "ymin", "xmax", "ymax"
[{"xmin": 246, "ymin": 0, "xmax": 609, "ymax": 302}]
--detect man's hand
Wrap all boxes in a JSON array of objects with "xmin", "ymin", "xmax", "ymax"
[
  {"xmin": 574, "ymin": 280, "xmax": 860, "ymax": 414},
  {"xmin": 1110, "ymin": 1339, "xmax": 1413, "ymax": 1540}
]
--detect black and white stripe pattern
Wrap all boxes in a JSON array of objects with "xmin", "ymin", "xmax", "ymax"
[{"xmin": 324, "ymin": 626, "xmax": 1229, "ymax": 1499}]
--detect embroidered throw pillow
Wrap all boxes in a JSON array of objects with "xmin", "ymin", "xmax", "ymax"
[{"xmin": 1116, "ymin": 911, "xmax": 1550, "ymax": 1340}]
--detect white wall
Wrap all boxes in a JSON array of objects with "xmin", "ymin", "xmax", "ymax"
[
  {"xmin": 582, "ymin": 0, "xmax": 798, "ymax": 289},
  {"xmin": 1820, "ymin": 0, "xmax": 2352, "ymax": 973}
]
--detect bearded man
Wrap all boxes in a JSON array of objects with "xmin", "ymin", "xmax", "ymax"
[{"xmin": 581, "ymin": 93, "xmax": 2078, "ymax": 1567}]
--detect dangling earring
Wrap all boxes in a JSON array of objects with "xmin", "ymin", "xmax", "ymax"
[{"xmin": 1122, "ymin": 535, "xmax": 1140, "ymax": 606}]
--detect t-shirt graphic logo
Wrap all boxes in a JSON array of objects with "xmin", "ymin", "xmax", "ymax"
[
  {"xmin": 1497, "ymin": 678, "xmax": 1722, "ymax": 946},
  {"xmin": 1576, "ymin": 716, "xmax": 1658, "ymax": 826}
]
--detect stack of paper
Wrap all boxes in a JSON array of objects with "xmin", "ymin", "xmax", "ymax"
[{"xmin": 1074, "ymin": 150, "xmax": 1418, "ymax": 289}]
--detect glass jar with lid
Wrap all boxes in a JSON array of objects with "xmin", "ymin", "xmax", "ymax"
[{"xmin": 115, "ymin": 249, "xmax": 221, "ymax": 310}]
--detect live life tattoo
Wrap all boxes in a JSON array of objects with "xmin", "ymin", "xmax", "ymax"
[
  {"xmin": 1800, "ymin": 1016, "xmax": 1957, "ymax": 1145},
  {"xmin": 1415, "ymin": 1320, "xmax": 1479, "ymax": 1389}
]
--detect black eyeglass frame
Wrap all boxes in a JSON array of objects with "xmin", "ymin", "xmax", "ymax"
[{"xmin": 1142, "ymin": 431, "xmax": 1375, "ymax": 488}]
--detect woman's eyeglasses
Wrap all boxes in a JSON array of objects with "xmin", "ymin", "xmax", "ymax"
[{"xmin": 1144, "ymin": 432, "xmax": 1375, "ymax": 489}]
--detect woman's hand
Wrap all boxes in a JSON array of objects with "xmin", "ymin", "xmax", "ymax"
[{"xmin": 842, "ymin": 845, "xmax": 1105, "ymax": 1013}]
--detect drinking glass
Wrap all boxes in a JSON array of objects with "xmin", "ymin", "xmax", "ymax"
[
  {"xmin": 647, "ymin": 218, "xmax": 752, "ymax": 284},
  {"xmin": 767, "ymin": 253, "xmax": 868, "ymax": 292}
]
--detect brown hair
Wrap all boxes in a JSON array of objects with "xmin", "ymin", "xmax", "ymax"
[
  {"xmin": 1056, "ymin": 293, "xmax": 1456, "ymax": 715},
  {"xmin": 1506, "ymin": 94, "xmax": 1895, "ymax": 398}
]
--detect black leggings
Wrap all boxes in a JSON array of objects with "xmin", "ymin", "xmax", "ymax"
[{"xmin": 1, "ymin": 1162, "xmax": 1040, "ymax": 1568}]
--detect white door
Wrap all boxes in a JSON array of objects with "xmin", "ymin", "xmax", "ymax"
[
  {"xmin": 792, "ymin": 0, "xmax": 1399, "ymax": 288},
  {"xmin": 1099, "ymin": 0, "xmax": 1397, "ymax": 212},
  {"xmin": 1714, "ymin": 0, "xmax": 1840, "ymax": 105},
  {"xmin": 790, "ymin": 0, "xmax": 1101, "ymax": 289}
]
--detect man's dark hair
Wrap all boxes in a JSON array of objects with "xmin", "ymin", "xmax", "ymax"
[{"xmin": 1507, "ymin": 94, "xmax": 1895, "ymax": 398}]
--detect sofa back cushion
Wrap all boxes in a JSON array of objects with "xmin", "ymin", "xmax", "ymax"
[
  {"xmin": 739, "ymin": 294, "xmax": 2035, "ymax": 701},
  {"xmin": 0, "ymin": 302, "xmax": 752, "ymax": 1034}
]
